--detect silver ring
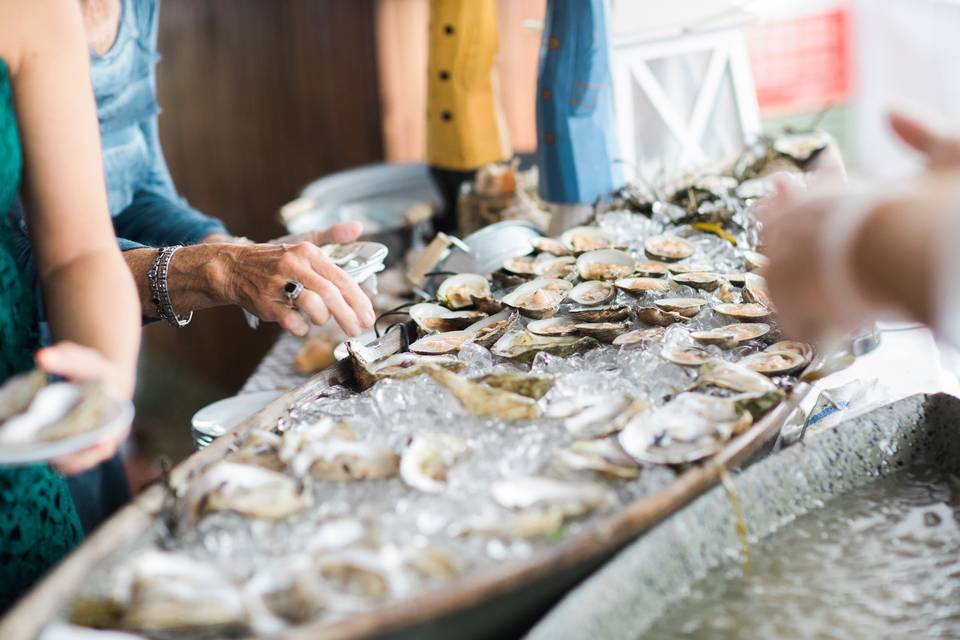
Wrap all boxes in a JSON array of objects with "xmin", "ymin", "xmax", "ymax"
[{"xmin": 283, "ymin": 280, "xmax": 304, "ymax": 306}]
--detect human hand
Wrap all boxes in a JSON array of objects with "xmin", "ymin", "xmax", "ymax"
[
  {"xmin": 36, "ymin": 342, "xmax": 132, "ymax": 475},
  {"xmin": 888, "ymin": 111, "xmax": 960, "ymax": 170},
  {"xmin": 216, "ymin": 241, "xmax": 376, "ymax": 337},
  {"xmin": 271, "ymin": 220, "xmax": 364, "ymax": 247}
]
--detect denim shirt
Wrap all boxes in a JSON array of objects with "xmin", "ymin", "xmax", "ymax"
[{"xmin": 13, "ymin": 0, "xmax": 227, "ymax": 262}]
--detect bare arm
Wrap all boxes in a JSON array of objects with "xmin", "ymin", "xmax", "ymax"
[{"xmin": 2, "ymin": 0, "xmax": 140, "ymax": 398}]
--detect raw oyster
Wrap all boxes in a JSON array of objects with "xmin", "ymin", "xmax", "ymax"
[
  {"xmin": 614, "ymin": 276, "xmax": 670, "ymax": 295},
  {"xmin": 70, "ymin": 551, "xmax": 247, "ymax": 633},
  {"xmin": 315, "ymin": 548, "xmax": 411, "ymax": 608},
  {"xmin": 654, "ymin": 297, "xmax": 708, "ymax": 317},
  {"xmin": 691, "ymin": 323, "xmax": 770, "ymax": 348},
  {"xmin": 491, "ymin": 476, "xmax": 611, "ymax": 518},
  {"xmin": 575, "ymin": 249, "xmax": 635, "ymax": 281},
  {"xmin": 547, "ymin": 393, "xmax": 643, "ymax": 439},
  {"xmin": 619, "ymin": 392, "xmax": 753, "ymax": 464},
  {"xmin": 491, "ymin": 331, "xmax": 599, "ymax": 364},
  {"xmin": 465, "ymin": 309, "xmax": 518, "ymax": 348},
  {"xmin": 0, "ymin": 369, "xmax": 46, "ymax": 422},
  {"xmin": 693, "ymin": 358, "xmax": 778, "ymax": 394},
  {"xmin": 555, "ymin": 437, "xmax": 642, "ymax": 479},
  {"xmin": 231, "ymin": 430, "xmax": 286, "ymax": 471},
  {"xmin": 501, "ymin": 255, "xmax": 537, "ymax": 276},
  {"xmin": 574, "ymin": 321, "xmax": 631, "ymax": 342},
  {"xmin": 400, "ymin": 433, "xmax": 471, "ymax": 493},
  {"xmin": 713, "ymin": 302, "xmax": 772, "ymax": 321},
  {"xmin": 0, "ymin": 381, "xmax": 108, "ymax": 445},
  {"xmin": 409, "ymin": 303, "xmax": 485, "ymax": 333},
  {"xmin": 532, "ymin": 254, "xmax": 577, "ymax": 279},
  {"xmin": 408, "ymin": 330, "xmax": 472, "ymax": 356},
  {"xmin": 637, "ymin": 306, "xmax": 687, "ymax": 327},
  {"xmin": 288, "ymin": 439, "xmax": 399, "ymax": 481},
  {"xmin": 527, "ymin": 317, "xmax": 579, "ymax": 337},
  {"xmin": 568, "ymin": 280, "xmax": 616, "ymax": 306},
  {"xmin": 423, "ymin": 365, "xmax": 539, "ymax": 422},
  {"xmin": 567, "ymin": 303, "xmax": 630, "ymax": 323},
  {"xmin": 347, "ymin": 341, "xmax": 464, "ymax": 390},
  {"xmin": 741, "ymin": 272, "xmax": 774, "ymax": 309},
  {"xmin": 472, "ymin": 372, "xmax": 555, "ymax": 400},
  {"xmin": 181, "ymin": 462, "xmax": 312, "ymax": 524},
  {"xmin": 530, "ymin": 236, "xmax": 570, "ymax": 256},
  {"xmin": 437, "ymin": 274, "xmax": 491, "ymax": 309},
  {"xmin": 612, "ymin": 327, "xmax": 665, "ymax": 346},
  {"xmin": 561, "ymin": 226, "xmax": 615, "ymax": 253},
  {"xmin": 644, "ymin": 235, "xmax": 695, "ymax": 262},
  {"xmin": 660, "ymin": 345, "xmax": 712, "ymax": 367},
  {"xmin": 500, "ymin": 278, "xmax": 572, "ymax": 319},
  {"xmin": 672, "ymin": 271, "xmax": 723, "ymax": 292},
  {"xmin": 667, "ymin": 262, "xmax": 713, "ymax": 275},
  {"xmin": 765, "ymin": 340, "xmax": 814, "ymax": 367},
  {"xmin": 633, "ymin": 260, "xmax": 670, "ymax": 277},
  {"xmin": 454, "ymin": 509, "xmax": 565, "ymax": 540},
  {"xmin": 739, "ymin": 350, "xmax": 806, "ymax": 376}
]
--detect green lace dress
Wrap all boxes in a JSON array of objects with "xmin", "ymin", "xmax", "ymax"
[{"xmin": 0, "ymin": 60, "xmax": 83, "ymax": 612}]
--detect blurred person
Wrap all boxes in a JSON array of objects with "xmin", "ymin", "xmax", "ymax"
[
  {"xmin": 760, "ymin": 112, "xmax": 960, "ymax": 346},
  {"xmin": 0, "ymin": 0, "xmax": 141, "ymax": 610}
]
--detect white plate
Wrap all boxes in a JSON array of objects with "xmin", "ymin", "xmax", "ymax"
[
  {"xmin": 191, "ymin": 390, "xmax": 283, "ymax": 439},
  {"xmin": 0, "ymin": 398, "xmax": 135, "ymax": 467}
]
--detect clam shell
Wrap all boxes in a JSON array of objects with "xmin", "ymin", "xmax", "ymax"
[
  {"xmin": 654, "ymin": 297, "xmax": 708, "ymax": 317},
  {"xmin": 633, "ymin": 260, "xmax": 670, "ymax": 278},
  {"xmin": 660, "ymin": 346, "xmax": 712, "ymax": 367},
  {"xmin": 409, "ymin": 303, "xmax": 486, "ymax": 333},
  {"xmin": 527, "ymin": 317, "xmax": 579, "ymax": 337},
  {"xmin": 740, "ymin": 350, "xmax": 806, "ymax": 376},
  {"xmin": 437, "ymin": 274, "xmax": 491, "ymax": 310},
  {"xmin": 644, "ymin": 235, "xmax": 695, "ymax": 262},
  {"xmin": 575, "ymin": 249, "xmax": 635, "ymax": 281},
  {"xmin": 691, "ymin": 323, "xmax": 771, "ymax": 348},
  {"xmin": 713, "ymin": 302, "xmax": 772, "ymax": 321},
  {"xmin": 614, "ymin": 277, "xmax": 669, "ymax": 296},
  {"xmin": 561, "ymin": 226, "xmax": 615, "ymax": 253},
  {"xmin": 672, "ymin": 272, "xmax": 723, "ymax": 292},
  {"xmin": 567, "ymin": 304, "xmax": 631, "ymax": 323},
  {"xmin": 568, "ymin": 280, "xmax": 616, "ymax": 306},
  {"xmin": 612, "ymin": 327, "xmax": 665, "ymax": 346}
]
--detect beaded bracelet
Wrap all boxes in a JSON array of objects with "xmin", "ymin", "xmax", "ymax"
[{"xmin": 148, "ymin": 246, "xmax": 193, "ymax": 328}]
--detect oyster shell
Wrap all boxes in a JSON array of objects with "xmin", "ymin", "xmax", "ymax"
[
  {"xmin": 0, "ymin": 369, "xmax": 46, "ymax": 422},
  {"xmin": 740, "ymin": 350, "xmax": 806, "ymax": 376},
  {"xmin": 501, "ymin": 278, "xmax": 571, "ymax": 319},
  {"xmin": 555, "ymin": 437, "xmax": 642, "ymax": 479},
  {"xmin": 568, "ymin": 280, "xmax": 616, "ymax": 306},
  {"xmin": 612, "ymin": 327, "xmax": 665, "ymax": 346},
  {"xmin": 633, "ymin": 260, "xmax": 670, "ymax": 278},
  {"xmin": 713, "ymin": 302, "xmax": 772, "ymax": 321},
  {"xmin": 742, "ymin": 250, "xmax": 770, "ymax": 272},
  {"xmin": 637, "ymin": 306, "xmax": 688, "ymax": 327},
  {"xmin": 741, "ymin": 273, "xmax": 774, "ymax": 309},
  {"xmin": 455, "ymin": 509, "xmax": 565, "ymax": 540},
  {"xmin": 614, "ymin": 276, "xmax": 670, "ymax": 295},
  {"xmin": 619, "ymin": 392, "xmax": 753, "ymax": 464},
  {"xmin": 667, "ymin": 262, "xmax": 713, "ymax": 275},
  {"xmin": 437, "ymin": 274, "xmax": 491, "ymax": 309},
  {"xmin": 691, "ymin": 323, "xmax": 770, "ymax": 348},
  {"xmin": 465, "ymin": 309, "xmax": 519, "ymax": 348},
  {"xmin": 672, "ymin": 271, "xmax": 723, "ymax": 292},
  {"xmin": 660, "ymin": 345, "xmax": 712, "ymax": 367},
  {"xmin": 182, "ymin": 462, "xmax": 311, "ymax": 525},
  {"xmin": 527, "ymin": 317, "xmax": 579, "ymax": 337},
  {"xmin": 316, "ymin": 548, "xmax": 411, "ymax": 606},
  {"xmin": 423, "ymin": 364, "xmax": 539, "ymax": 422},
  {"xmin": 724, "ymin": 272, "xmax": 747, "ymax": 286},
  {"xmin": 409, "ymin": 303, "xmax": 485, "ymax": 333},
  {"xmin": 347, "ymin": 341, "xmax": 465, "ymax": 390},
  {"xmin": 567, "ymin": 303, "xmax": 630, "ymax": 323},
  {"xmin": 644, "ymin": 235, "xmax": 695, "ymax": 262},
  {"xmin": 502, "ymin": 256, "xmax": 537, "ymax": 276},
  {"xmin": 765, "ymin": 340, "xmax": 814, "ymax": 367},
  {"xmin": 0, "ymin": 381, "xmax": 109, "ymax": 445},
  {"xmin": 574, "ymin": 321, "xmax": 631, "ymax": 342},
  {"xmin": 491, "ymin": 476, "xmax": 611, "ymax": 518},
  {"xmin": 561, "ymin": 226, "xmax": 615, "ymax": 253},
  {"xmin": 400, "ymin": 433, "xmax": 471, "ymax": 493},
  {"xmin": 231, "ymin": 430, "xmax": 286, "ymax": 471},
  {"xmin": 546, "ymin": 393, "xmax": 639, "ymax": 439},
  {"xmin": 491, "ymin": 331, "xmax": 599, "ymax": 364},
  {"xmin": 654, "ymin": 297, "xmax": 708, "ymax": 317},
  {"xmin": 575, "ymin": 249, "xmax": 635, "ymax": 281},
  {"xmin": 773, "ymin": 130, "xmax": 831, "ymax": 166},
  {"xmin": 532, "ymin": 255, "xmax": 577, "ymax": 279},
  {"xmin": 408, "ymin": 330, "xmax": 472, "ymax": 356},
  {"xmin": 693, "ymin": 358, "xmax": 778, "ymax": 393},
  {"xmin": 288, "ymin": 439, "xmax": 399, "ymax": 481},
  {"xmin": 530, "ymin": 236, "xmax": 570, "ymax": 256},
  {"xmin": 473, "ymin": 372, "xmax": 555, "ymax": 400}
]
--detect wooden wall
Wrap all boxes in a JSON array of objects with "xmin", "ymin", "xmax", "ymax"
[{"xmin": 142, "ymin": 0, "xmax": 384, "ymax": 436}]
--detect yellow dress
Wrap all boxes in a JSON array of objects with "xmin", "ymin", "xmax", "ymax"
[{"xmin": 426, "ymin": 0, "xmax": 510, "ymax": 171}]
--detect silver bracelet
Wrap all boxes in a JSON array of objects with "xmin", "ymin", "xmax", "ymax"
[{"xmin": 148, "ymin": 246, "xmax": 193, "ymax": 328}]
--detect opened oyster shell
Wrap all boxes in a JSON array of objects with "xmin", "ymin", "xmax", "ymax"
[
  {"xmin": 661, "ymin": 345, "xmax": 712, "ymax": 367},
  {"xmin": 491, "ymin": 476, "xmax": 611, "ymax": 518},
  {"xmin": 619, "ymin": 392, "xmax": 753, "ymax": 465},
  {"xmin": 561, "ymin": 226, "xmax": 615, "ymax": 253},
  {"xmin": 437, "ymin": 274, "xmax": 491, "ymax": 310},
  {"xmin": 575, "ymin": 321, "xmax": 631, "ymax": 342},
  {"xmin": 773, "ymin": 130, "xmax": 832, "ymax": 166},
  {"xmin": 424, "ymin": 364, "xmax": 539, "ymax": 422},
  {"xmin": 347, "ymin": 341, "xmax": 464, "ymax": 390},
  {"xmin": 612, "ymin": 327, "xmax": 665, "ymax": 346},
  {"xmin": 614, "ymin": 276, "xmax": 670, "ymax": 295},
  {"xmin": 633, "ymin": 260, "xmax": 670, "ymax": 277},
  {"xmin": 654, "ymin": 297, "xmax": 708, "ymax": 317},
  {"xmin": 739, "ymin": 350, "xmax": 806, "ymax": 376},
  {"xmin": 473, "ymin": 372, "xmax": 555, "ymax": 400},
  {"xmin": 491, "ymin": 330, "xmax": 599, "ymax": 364},
  {"xmin": 693, "ymin": 358, "xmax": 778, "ymax": 394},
  {"xmin": 691, "ymin": 323, "xmax": 770, "ymax": 348},
  {"xmin": 741, "ymin": 273, "xmax": 774, "ymax": 309},
  {"xmin": 576, "ymin": 249, "xmax": 635, "ymax": 281},
  {"xmin": 409, "ymin": 303, "xmax": 485, "ymax": 333},
  {"xmin": 0, "ymin": 369, "xmax": 46, "ymax": 422},
  {"xmin": 288, "ymin": 439, "xmax": 399, "ymax": 481},
  {"xmin": 555, "ymin": 437, "xmax": 642, "ymax": 479},
  {"xmin": 667, "ymin": 262, "xmax": 713, "ymax": 275},
  {"xmin": 568, "ymin": 280, "xmax": 616, "ymax": 306},
  {"xmin": 644, "ymin": 235, "xmax": 695, "ymax": 262},
  {"xmin": 530, "ymin": 236, "xmax": 570, "ymax": 256},
  {"xmin": 502, "ymin": 256, "xmax": 537, "ymax": 276},
  {"xmin": 567, "ymin": 303, "xmax": 630, "ymax": 323},
  {"xmin": 501, "ymin": 278, "xmax": 571, "ymax": 319},
  {"xmin": 0, "ymin": 381, "xmax": 109, "ymax": 445},
  {"xmin": 408, "ymin": 330, "xmax": 472, "ymax": 356},
  {"xmin": 713, "ymin": 302, "xmax": 772, "ymax": 321},
  {"xmin": 181, "ymin": 462, "xmax": 312, "ymax": 525},
  {"xmin": 532, "ymin": 254, "xmax": 577, "ymax": 279},
  {"xmin": 546, "ymin": 393, "xmax": 639, "ymax": 439},
  {"xmin": 466, "ymin": 309, "xmax": 519, "ymax": 348},
  {"xmin": 527, "ymin": 317, "xmax": 579, "ymax": 337},
  {"xmin": 400, "ymin": 433, "xmax": 471, "ymax": 493},
  {"xmin": 742, "ymin": 250, "xmax": 769, "ymax": 272},
  {"xmin": 766, "ymin": 340, "xmax": 814, "ymax": 367},
  {"xmin": 672, "ymin": 271, "xmax": 723, "ymax": 292},
  {"xmin": 637, "ymin": 306, "xmax": 688, "ymax": 327}
]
